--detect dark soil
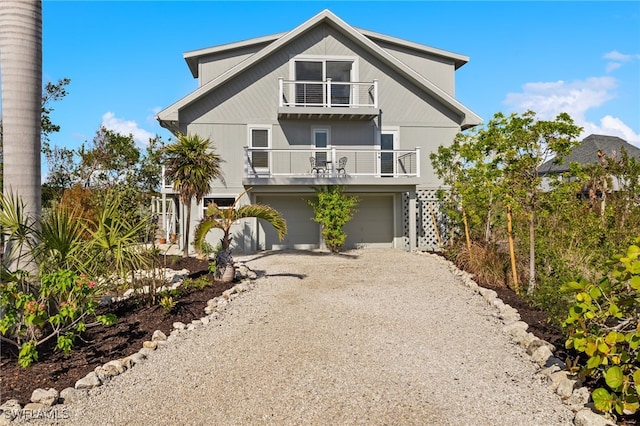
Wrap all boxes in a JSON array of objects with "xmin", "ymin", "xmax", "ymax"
[
  {"xmin": 0, "ymin": 256, "xmax": 234, "ymax": 406},
  {"xmin": 0, "ymin": 253, "xmax": 595, "ymax": 414}
]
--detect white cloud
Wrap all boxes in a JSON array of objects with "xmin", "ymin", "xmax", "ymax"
[
  {"xmin": 603, "ymin": 50, "xmax": 632, "ymax": 62},
  {"xmin": 504, "ymin": 77, "xmax": 616, "ymax": 120},
  {"xmin": 101, "ymin": 112, "xmax": 155, "ymax": 148},
  {"xmin": 503, "ymin": 77, "xmax": 640, "ymax": 146},
  {"xmin": 603, "ymin": 50, "xmax": 639, "ymax": 74},
  {"xmin": 605, "ymin": 62, "xmax": 623, "ymax": 73}
]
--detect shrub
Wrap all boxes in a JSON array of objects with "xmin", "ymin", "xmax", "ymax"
[
  {"xmin": 308, "ymin": 186, "xmax": 359, "ymax": 253},
  {"xmin": 563, "ymin": 238, "xmax": 640, "ymax": 417},
  {"xmin": 454, "ymin": 241, "xmax": 510, "ymax": 289},
  {"xmin": 0, "ymin": 270, "xmax": 116, "ymax": 367}
]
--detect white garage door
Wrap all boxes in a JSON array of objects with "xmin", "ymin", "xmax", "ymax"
[
  {"xmin": 344, "ymin": 195, "xmax": 394, "ymax": 249},
  {"xmin": 256, "ymin": 195, "xmax": 319, "ymax": 250}
]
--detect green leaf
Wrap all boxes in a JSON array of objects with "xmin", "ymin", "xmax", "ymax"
[
  {"xmin": 587, "ymin": 355, "xmax": 602, "ymax": 369},
  {"xmin": 592, "ymin": 388, "xmax": 614, "ymax": 413},
  {"xmin": 597, "ymin": 341, "xmax": 611, "ymax": 355},
  {"xmin": 629, "ymin": 261, "xmax": 640, "ymax": 275},
  {"xmin": 623, "ymin": 396, "xmax": 639, "ymax": 415},
  {"xmin": 633, "ymin": 369, "xmax": 640, "ymax": 387},
  {"xmin": 604, "ymin": 366, "xmax": 624, "ymax": 390},
  {"xmin": 563, "ymin": 281, "xmax": 585, "ymax": 292},
  {"xmin": 630, "ymin": 275, "xmax": 640, "ymax": 290},
  {"xmin": 96, "ymin": 313, "xmax": 117, "ymax": 326}
]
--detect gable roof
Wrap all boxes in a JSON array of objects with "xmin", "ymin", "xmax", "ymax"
[
  {"xmin": 183, "ymin": 27, "xmax": 470, "ymax": 79},
  {"xmin": 158, "ymin": 9, "xmax": 482, "ymax": 130},
  {"xmin": 539, "ymin": 134, "xmax": 640, "ymax": 174}
]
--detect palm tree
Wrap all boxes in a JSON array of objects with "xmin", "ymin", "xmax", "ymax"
[
  {"xmin": 164, "ymin": 134, "xmax": 224, "ymax": 257},
  {"xmin": 194, "ymin": 189, "xmax": 286, "ymax": 281},
  {"xmin": 0, "ymin": 1, "xmax": 42, "ymax": 218}
]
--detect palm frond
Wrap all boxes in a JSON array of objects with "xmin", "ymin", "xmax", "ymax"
[{"xmin": 235, "ymin": 204, "xmax": 287, "ymax": 241}]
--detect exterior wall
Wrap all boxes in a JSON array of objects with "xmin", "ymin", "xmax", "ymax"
[
  {"xmin": 400, "ymin": 126, "xmax": 460, "ymax": 183},
  {"xmin": 197, "ymin": 42, "xmax": 271, "ymax": 86},
  {"xmin": 180, "ymin": 22, "xmax": 463, "ymax": 189},
  {"xmin": 373, "ymin": 40, "xmax": 456, "ymax": 96}
]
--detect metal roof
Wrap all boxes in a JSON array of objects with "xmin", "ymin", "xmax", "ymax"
[{"xmin": 539, "ymin": 134, "xmax": 640, "ymax": 174}]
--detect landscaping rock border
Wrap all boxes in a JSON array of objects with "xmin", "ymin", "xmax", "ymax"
[
  {"xmin": 418, "ymin": 252, "xmax": 617, "ymax": 426},
  {"xmin": 0, "ymin": 260, "xmax": 256, "ymax": 424}
]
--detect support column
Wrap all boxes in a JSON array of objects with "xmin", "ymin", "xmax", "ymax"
[{"xmin": 409, "ymin": 189, "xmax": 417, "ymax": 251}]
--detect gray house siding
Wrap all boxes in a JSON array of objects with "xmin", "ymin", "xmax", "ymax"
[
  {"xmin": 197, "ymin": 43, "xmax": 271, "ymax": 86},
  {"xmin": 372, "ymin": 40, "xmax": 457, "ymax": 96}
]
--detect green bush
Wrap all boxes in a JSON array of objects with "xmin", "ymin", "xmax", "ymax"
[
  {"xmin": 563, "ymin": 238, "xmax": 640, "ymax": 416},
  {"xmin": 0, "ymin": 270, "xmax": 116, "ymax": 367},
  {"xmin": 308, "ymin": 186, "xmax": 358, "ymax": 253}
]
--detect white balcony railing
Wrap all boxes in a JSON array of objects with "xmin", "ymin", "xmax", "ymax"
[
  {"xmin": 278, "ymin": 78, "xmax": 378, "ymax": 109},
  {"xmin": 244, "ymin": 147, "xmax": 420, "ymax": 179}
]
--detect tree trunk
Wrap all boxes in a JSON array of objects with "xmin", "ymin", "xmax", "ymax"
[
  {"xmin": 183, "ymin": 203, "xmax": 191, "ymax": 257},
  {"xmin": 527, "ymin": 212, "xmax": 536, "ymax": 295},
  {"xmin": 0, "ymin": 1, "xmax": 42, "ymax": 216}
]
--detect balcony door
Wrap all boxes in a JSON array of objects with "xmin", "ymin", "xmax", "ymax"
[
  {"xmin": 379, "ymin": 129, "xmax": 398, "ymax": 177},
  {"xmin": 312, "ymin": 127, "xmax": 330, "ymax": 168},
  {"xmin": 295, "ymin": 59, "xmax": 353, "ymax": 106}
]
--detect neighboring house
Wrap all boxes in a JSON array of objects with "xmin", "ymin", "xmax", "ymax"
[
  {"xmin": 539, "ymin": 134, "xmax": 640, "ymax": 191},
  {"xmin": 156, "ymin": 9, "xmax": 481, "ymax": 253}
]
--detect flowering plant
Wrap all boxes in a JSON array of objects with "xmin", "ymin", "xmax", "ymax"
[{"xmin": 0, "ymin": 269, "xmax": 116, "ymax": 367}]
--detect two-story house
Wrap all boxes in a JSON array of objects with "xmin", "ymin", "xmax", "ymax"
[{"xmin": 156, "ymin": 9, "xmax": 481, "ymax": 253}]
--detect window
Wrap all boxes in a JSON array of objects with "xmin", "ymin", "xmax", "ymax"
[
  {"xmin": 293, "ymin": 58, "xmax": 354, "ymax": 106},
  {"xmin": 248, "ymin": 125, "xmax": 271, "ymax": 174},
  {"xmin": 202, "ymin": 197, "xmax": 235, "ymax": 218}
]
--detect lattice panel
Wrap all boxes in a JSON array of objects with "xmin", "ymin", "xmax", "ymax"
[{"xmin": 402, "ymin": 189, "xmax": 450, "ymax": 252}]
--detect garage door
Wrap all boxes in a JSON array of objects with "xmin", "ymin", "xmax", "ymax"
[
  {"xmin": 256, "ymin": 195, "xmax": 319, "ymax": 250},
  {"xmin": 344, "ymin": 195, "xmax": 394, "ymax": 249}
]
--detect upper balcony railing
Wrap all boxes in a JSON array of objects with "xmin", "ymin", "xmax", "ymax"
[
  {"xmin": 244, "ymin": 147, "xmax": 420, "ymax": 181},
  {"xmin": 278, "ymin": 78, "xmax": 378, "ymax": 111}
]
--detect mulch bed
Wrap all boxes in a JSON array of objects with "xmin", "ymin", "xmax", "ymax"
[
  {"xmin": 0, "ymin": 252, "xmax": 606, "ymax": 416},
  {"xmin": 0, "ymin": 256, "xmax": 234, "ymax": 406}
]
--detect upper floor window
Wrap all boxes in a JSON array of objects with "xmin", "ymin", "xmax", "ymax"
[{"xmin": 294, "ymin": 58, "xmax": 354, "ymax": 106}]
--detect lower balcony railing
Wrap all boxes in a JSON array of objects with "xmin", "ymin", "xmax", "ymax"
[{"xmin": 244, "ymin": 147, "xmax": 420, "ymax": 179}]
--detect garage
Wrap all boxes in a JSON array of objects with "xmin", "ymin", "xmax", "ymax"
[
  {"xmin": 256, "ymin": 195, "xmax": 319, "ymax": 250},
  {"xmin": 344, "ymin": 195, "xmax": 395, "ymax": 249}
]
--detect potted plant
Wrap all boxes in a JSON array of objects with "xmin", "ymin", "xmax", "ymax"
[
  {"xmin": 169, "ymin": 232, "xmax": 178, "ymax": 244},
  {"xmin": 194, "ymin": 188, "xmax": 287, "ymax": 282},
  {"xmin": 157, "ymin": 229, "xmax": 167, "ymax": 244}
]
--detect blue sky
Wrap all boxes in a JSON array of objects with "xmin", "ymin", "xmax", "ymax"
[{"xmin": 7, "ymin": 1, "xmax": 640, "ymax": 176}]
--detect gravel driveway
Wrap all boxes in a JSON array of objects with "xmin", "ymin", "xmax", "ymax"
[{"xmin": 30, "ymin": 249, "xmax": 575, "ymax": 425}]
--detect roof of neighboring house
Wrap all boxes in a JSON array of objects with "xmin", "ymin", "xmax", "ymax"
[
  {"xmin": 158, "ymin": 9, "xmax": 482, "ymax": 131},
  {"xmin": 539, "ymin": 134, "xmax": 640, "ymax": 174}
]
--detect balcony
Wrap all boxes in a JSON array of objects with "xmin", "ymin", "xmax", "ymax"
[
  {"xmin": 244, "ymin": 147, "xmax": 420, "ymax": 186},
  {"xmin": 278, "ymin": 78, "xmax": 379, "ymax": 120}
]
